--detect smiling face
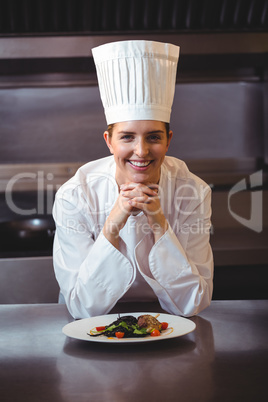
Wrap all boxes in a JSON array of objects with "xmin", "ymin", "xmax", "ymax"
[{"xmin": 103, "ymin": 120, "xmax": 173, "ymax": 186}]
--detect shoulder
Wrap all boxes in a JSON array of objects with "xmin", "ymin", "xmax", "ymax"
[
  {"xmin": 56, "ymin": 156, "xmax": 116, "ymax": 199},
  {"xmin": 162, "ymin": 156, "xmax": 211, "ymax": 195},
  {"xmin": 77, "ymin": 155, "xmax": 115, "ymax": 180}
]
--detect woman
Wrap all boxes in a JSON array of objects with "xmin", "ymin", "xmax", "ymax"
[{"xmin": 53, "ymin": 40, "xmax": 213, "ymax": 318}]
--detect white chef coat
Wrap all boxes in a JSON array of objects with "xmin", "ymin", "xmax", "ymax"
[{"xmin": 53, "ymin": 155, "xmax": 213, "ymax": 319}]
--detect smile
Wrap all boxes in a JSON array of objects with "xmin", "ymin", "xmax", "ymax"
[{"xmin": 128, "ymin": 160, "xmax": 152, "ymax": 167}]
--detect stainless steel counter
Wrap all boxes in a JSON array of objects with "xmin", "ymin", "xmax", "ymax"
[{"xmin": 0, "ymin": 300, "xmax": 267, "ymax": 401}]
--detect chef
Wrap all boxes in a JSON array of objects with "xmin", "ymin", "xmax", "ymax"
[{"xmin": 52, "ymin": 40, "xmax": 214, "ymax": 319}]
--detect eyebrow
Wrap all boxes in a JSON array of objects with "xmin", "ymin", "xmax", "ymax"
[
  {"xmin": 118, "ymin": 130, "xmax": 165, "ymax": 135},
  {"xmin": 147, "ymin": 130, "xmax": 165, "ymax": 134}
]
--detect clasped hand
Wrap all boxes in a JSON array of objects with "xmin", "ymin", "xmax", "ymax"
[{"xmin": 103, "ymin": 182, "xmax": 168, "ymax": 246}]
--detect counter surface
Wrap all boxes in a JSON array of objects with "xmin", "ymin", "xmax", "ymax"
[{"xmin": 0, "ymin": 300, "xmax": 267, "ymax": 401}]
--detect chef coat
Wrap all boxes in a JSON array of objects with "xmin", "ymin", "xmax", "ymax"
[{"xmin": 53, "ymin": 155, "xmax": 213, "ymax": 319}]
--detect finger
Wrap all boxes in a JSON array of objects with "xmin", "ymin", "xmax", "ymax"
[
  {"xmin": 147, "ymin": 184, "xmax": 159, "ymax": 191},
  {"xmin": 120, "ymin": 182, "xmax": 138, "ymax": 190},
  {"xmin": 128, "ymin": 200, "xmax": 157, "ymax": 214},
  {"xmin": 129, "ymin": 195, "xmax": 160, "ymax": 208},
  {"xmin": 121, "ymin": 187, "xmax": 158, "ymax": 198},
  {"xmin": 142, "ymin": 186, "xmax": 159, "ymax": 196},
  {"xmin": 129, "ymin": 196, "xmax": 150, "ymax": 204},
  {"xmin": 120, "ymin": 182, "xmax": 159, "ymax": 193},
  {"xmin": 128, "ymin": 200, "xmax": 144, "ymax": 209}
]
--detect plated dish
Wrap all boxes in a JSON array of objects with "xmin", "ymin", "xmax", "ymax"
[{"xmin": 62, "ymin": 312, "xmax": 196, "ymax": 343}]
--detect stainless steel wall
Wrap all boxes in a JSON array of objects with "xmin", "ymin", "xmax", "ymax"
[{"xmin": 0, "ymin": 82, "xmax": 264, "ymax": 164}]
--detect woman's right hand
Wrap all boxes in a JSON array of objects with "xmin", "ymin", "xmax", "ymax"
[{"xmin": 102, "ymin": 190, "xmax": 134, "ymax": 248}]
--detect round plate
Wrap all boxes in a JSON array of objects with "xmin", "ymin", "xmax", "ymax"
[{"xmin": 62, "ymin": 312, "xmax": 196, "ymax": 343}]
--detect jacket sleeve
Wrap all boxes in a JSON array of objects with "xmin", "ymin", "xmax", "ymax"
[
  {"xmin": 135, "ymin": 188, "xmax": 213, "ymax": 317},
  {"xmin": 53, "ymin": 195, "xmax": 135, "ymax": 319}
]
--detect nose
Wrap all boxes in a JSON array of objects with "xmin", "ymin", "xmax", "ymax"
[{"xmin": 134, "ymin": 138, "xmax": 149, "ymax": 157}]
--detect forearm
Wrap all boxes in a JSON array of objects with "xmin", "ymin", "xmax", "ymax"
[
  {"xmin": 53, "ymin": 230, "xmax": 134, "ymax": 318},
  {"xmin": 102, "ymin": 191, "xmax": 133, "ymax": 250},
  {"xmin": 151, "ymin": 217, "xmax": 169, "ymax": 243},
  {"xmin": 102, "ymin": 220, "xmax": 120, "ymax": 249},
  {"xmin": 135, "ymin": 225, "xmax": 213, "ymax": 316}
]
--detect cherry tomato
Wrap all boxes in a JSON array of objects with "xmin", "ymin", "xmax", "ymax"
[
  {"xmin": 115, "ymin": 332, "xmax": 125, "ymax": 338},
  {"xmin": 96, "ymin": 326, "xmax": 106, "ymax": 332},
  {"xmin": 150, "ymin": 329, "xmax": 161, "ymax": 337},
  {"xmin": 161, "ymin": 322, "xmax": 168, "ymax": 330}
]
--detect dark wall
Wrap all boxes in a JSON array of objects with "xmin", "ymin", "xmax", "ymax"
[{"xmin": 0, "ymin": 82, "xmax": 264, "ymax": 164}]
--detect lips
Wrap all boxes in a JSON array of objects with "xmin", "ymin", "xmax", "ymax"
[{"xmin": 128, "ymin": 160, "xmax": 152, "ymax": 167}]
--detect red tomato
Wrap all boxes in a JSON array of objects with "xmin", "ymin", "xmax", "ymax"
[
  {"xmin": 115, "ymin": 332, "xmax": 125, "ymax": 338},
  {"xmin": 161, "ymin": 322, "xmax": 168, "ymax": 330},
  {"xmin": 150, "ymin": 329, "xmax": 161, "ymax": 337},
  {"xmin": 96, "ymin": 326, "xmax": 106, "ymax": 332}
]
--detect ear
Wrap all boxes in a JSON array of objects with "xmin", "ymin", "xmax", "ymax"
[
  {"xmin": 103, "ymin": 131, "xmax": 114, "ymax": 154},
  {"xmin": 166, "ymin": 130, "xmax": 173, "ymax": 151}
]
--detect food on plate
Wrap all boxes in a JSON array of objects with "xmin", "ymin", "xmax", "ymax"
[
  {"xmin": 150, "ymin": 329, "xmax": 161, "ymax": 337},
  {"xmin": 89, "ymin": 314, "xmax": 168, "ymax": 339},
  {"xmin": 161, "ymin": 322, "xmax": 168, "ymax": 330},
  {"xmin": 137, "ymin": 314, "xmax": 162, "ymax": 332}
]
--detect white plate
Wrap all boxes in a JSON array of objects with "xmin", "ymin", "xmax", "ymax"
[{"xmin": 62, "ymin": 312, "xmax": 196, "ymax": 343}]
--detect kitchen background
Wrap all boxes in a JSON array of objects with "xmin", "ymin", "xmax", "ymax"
[{"xmin": 0, "ymin": 0, "xmax": 267, "ymax": 303}]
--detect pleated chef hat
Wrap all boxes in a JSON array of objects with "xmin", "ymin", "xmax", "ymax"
[{"xmin": 92, "ymin": 40, "xmax": 180, "ymax": 125}]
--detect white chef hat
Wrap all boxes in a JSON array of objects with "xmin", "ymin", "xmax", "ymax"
[{"xmin": 92, "ymin": 40, "xmax": 180, "ymax": 125}]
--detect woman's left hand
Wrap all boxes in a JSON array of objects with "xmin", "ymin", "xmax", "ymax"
[{"xmin": 120, "ymin": 182, "xmax": 168, "ymax": 241}]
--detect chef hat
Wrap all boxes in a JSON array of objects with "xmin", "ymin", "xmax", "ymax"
[{"xmin": 92, "ymin": 40, "xmax": 180, "ymax": 125}]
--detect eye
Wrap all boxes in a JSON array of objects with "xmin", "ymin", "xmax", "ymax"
[
  {"xmin": 147, "ymin": 134, "xmax": 161, "ymax": 142},
  {"xmin": 120, "ymin": 134, "xmax": 134, "ymax": 141}
]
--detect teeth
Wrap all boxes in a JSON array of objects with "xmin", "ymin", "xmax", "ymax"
[{"xmin": 130, "ymin": 161, "xmax": 151, "ymax": 167}]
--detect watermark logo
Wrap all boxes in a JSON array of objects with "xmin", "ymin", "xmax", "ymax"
[
  {"xmin": 228, "ymin": 170, "xmax": 263, "ymax": 233},
  {"xmin": 5, "ymin": 171, "xmax": 58, "ymax": 216},
  {"xmin": 4, "ymin": 168, "xmax": 264, "ymax": 235}
]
